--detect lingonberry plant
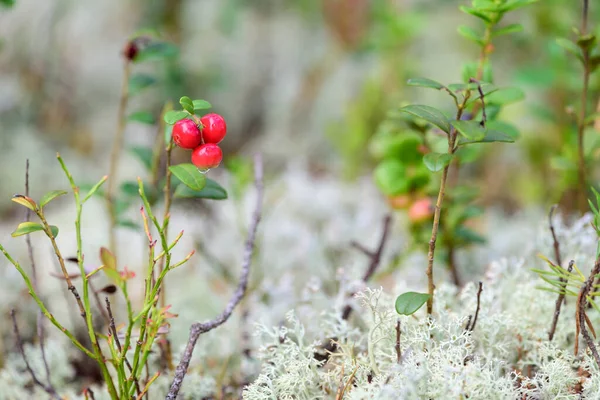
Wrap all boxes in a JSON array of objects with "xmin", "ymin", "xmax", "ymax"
[
  {"xmin": 0, "ymin": 32, "xmax": 260, "ymax": 400},
  {"xmin": 381, "ymin": 0, "xmax": 536, "ymax": 316}
]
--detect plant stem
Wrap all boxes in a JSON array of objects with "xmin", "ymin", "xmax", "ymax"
[
  {"xmin": 106, "ymin": 61, "xmax": 131, "ymax": 254},
  {"xmin": 426, "ymin": 101, "xmax": 467, "ymax": 316}
]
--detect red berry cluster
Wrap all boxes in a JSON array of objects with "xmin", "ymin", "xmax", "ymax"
[{"xmin": 172, "ymin": 113, "xmax": 227, "ymax": 170}]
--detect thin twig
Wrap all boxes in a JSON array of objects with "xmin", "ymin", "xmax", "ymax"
[
  {"xmin": 467, "ymin": 282, "xmax": 483, "ymax": 331},
  {"xmin": 549, "ymin": 260, "xmax": 574, "ymax": 341},
  {"xmin": 575, "ymin": 257, "xmax": 600, "ymax": 368},
  {"xmin": 342, "ymin": 214, "xmax": 392, "ymax": 320},
  {"xmin": 395, "ymin": 319, "xmax": 401, "ymax": 364},
  {"xmin": 548, "ymin": 205, "xmax": 563, "ymax": 268},
  {"xmin": 105, "ymin": 297, "xmax": 141, "ymax": 396},
  {"xmin": 10, "ymin": 310, "xmax": 61, "ymax": 400},
  {"xmin": 166, "ymin": 153, "xmax": 264, "ymax": 400},
  {"xmin": 576, "ymin": 0, "xmax": 591, "ymax": 213}
]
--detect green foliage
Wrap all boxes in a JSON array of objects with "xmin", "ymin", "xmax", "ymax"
[
  {"xmin": 395, "ymin": 291, "xmax": 430, "ymax": 315},
  {"xmin": 169, "ymin": 164, "xmax": 207, "ymax": 191}
]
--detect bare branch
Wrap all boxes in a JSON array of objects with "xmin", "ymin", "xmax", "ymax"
[
  {"xmin": 342, "ymin": 215, "xmax": 392, "ymax": 320},
  {"xmin": 576, "ymin": 257, "xmax": 600, "ymax": 368},
  {"xmin": 10, "ymin": 309, "xmax": 61, "ymax": 400},
  {"xmin": 166, "ymin": 153, "xmax": 264, "ymax": 400},
  {"xmin": 466, "ymin": 282, "xmax": 483, "ymax": 332},
  {"xmin": 395, "ymin": 319, "xmax": 401, "ymax": 364},
  {"xmin": 548, "ymin": 205, "xmax": 562, "ymax": 268},
  {"xmin": 549, "ymin": 260, "xmax": 574, "ymax": 341}
]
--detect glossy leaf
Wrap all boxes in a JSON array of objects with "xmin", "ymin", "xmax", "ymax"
[
  {"xmin": 406, "ymin": 78, "xmax": 445, "ymax": 90},
  {"xmin": 163, "ymin": 110, "xmax": 189, "ymax": 125},
  {"xmin": 174, "ymin": 178, "xmax": 228, "ymax": 200},
  {"xmin": 169, "ymin": 164, "xmax": 207, "ymax": 191},
  {"xmin": 395, "ymin": 292, "xmax": 431, "ymax": 315},
  {"xmin": 458, "ymin": 130, "xmax": 515, "ymax": 145},
  {"xmin": 128, "ymin": 111, "xmax": 155, "ymax": 125},
  {"xmin": 128, "ymin": 74, "xmax": 156, "ymax": 96},
  {"xmin": 11, "ymin": 222, "xmax": 45, "ymax": 237},
  {"xmin": 451, "ymin": 120, "xmax": 486, "ymax": 140},
  {"xmin": 193, "ymin": 99, "xmax": 212, "ymax": 110},
  {"xmin": 179, "ymin": 96, "xmax": 194, "ymax": 114},
  {"xmin": 11, "ymin": 195, "xmax": 36, "ymax": 211},
  {"xmin": 399, "ymin": 105, "xmax": 451, "ymax": 134},
  {"xmin": 40, "ymin": 190, "xmax": 67, "ymax": 208},
  {"xmin": 423, "ymin": 152, "xmax": 453, "ymax": 172}
]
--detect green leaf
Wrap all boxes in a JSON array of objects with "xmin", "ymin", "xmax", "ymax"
[
  {"xmin": 493, "ymin": 23, "xmax": 523, "ymax": 37},
  {"xmin": 165, "ymin": 124, "xmax": 173, "ymax": 143},
  {"xmin": 169, "ymin": 164, "xmax": 207, "ymax": 191},
  {"xmin": 174, "ymin": 178, "xmax": 228, "ymax": 200},
  {"xmin": 100, "ymin": 247, "xmax": 117, "ymax": 270},
  {"xmin": 0, "ymin": 0, "xmax": 16, "ymax": 8},
  {"xmin": 163, "ymin": 110, "xmax": 189, "ymax": 125},
  {"xmin": 556, "ymin": 38, "xmax": 583, "ymax": 61},
  {"xmin": 499, "ymin": 0, "xmax": 538, "ymax": 12},
  {"xmin": 82, "ymin": 176, "xmax": 108, "ymax": 203},
  {"xmin": 374, "ymin": 160, "xmax": 408, "ymax": 196},
  {"xmin": 459, "ymin": 6, "xmax": 491, "ymax": 23},
  {"xmin": 399, "ymin": 105, "xmax": 452, "ymax": 134},
  {"xmin": 484, "ymin": 120, "xmax": 520, "ymax": 139},
  {"xmin": 179, "ymin": 96, "xmax": 194, "ymax": 114},
  {"xmin": 128, "ymin": 74, "xmax": 156, "ymax": 96},
  {"xmin": 49, "ymin": 225, "xmax": 59, "ymax": 238},
  {"xmin": 472, "ymin": 0, "xmax": 500, "ymax": 11},
  {"xmin": 11, "ymin": 195, "xmax": 37, "ymax": 211},
  {"xmin": 133, "ymin": 42, "xmax": 179, "ymax": 63},
  {"xmin": 423, "ymin": 152, "xmax": 453, "ymax": 172},
  {"xmin": 451, "ymin": 120, "xmax": 486, "ymax": 140},
  {"xmin": 128, "ymin": 111, "xmax": 156, "ymax": 125},
  {"xmin": 117, "ymin": 220, "xmax": 141, "ymax": 230},
  {"xmin": 11, "ymin": 222, "xmax": 45, "ymax": 237},
  {"xmin": 395, "ymin": 292, "xmax": 431, "ymax": 315},
  {"xmin": 40, "ymin": 190, "xmax": 67, "ymax": 208},
  {"xmin": 406, "ymin": 78, "xmax": 445, "ymax": 90},
  {"xmin": 129, "ymin": 146, "xmax": 153, "ymax": 171},
  {"xmin": 457, "ymin": 25, "xmax": 483, "ymax": 45},
  {"xmin": 485, "ymin": 87, "xmax": 525, "ymax": 105},
  {"xmin": 458, "ymin": 130, "xmax": 515, "ymax": 145},
  {"xmin": 193, "ymin": 99, "xmax": 212, "ymax": 110}
]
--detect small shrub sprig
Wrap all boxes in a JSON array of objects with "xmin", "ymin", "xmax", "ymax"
[{"xmin": 376, "ymin": 0, "xmax": 535, "ymax": 316}]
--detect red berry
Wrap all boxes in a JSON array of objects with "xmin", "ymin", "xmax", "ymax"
[
  {"xmin": 408, "ymin": 198, "xmax": 434, "ymax": 224},
  {"xmin": 172, "ymin": 119, "xmax": 202, "ymax": 149},
  {"xmin": 200, "ymin": 113, "xmax": 227, "ymax": 144},
  {"xmin": 191, "ymin": 143, "xmax": 223, "ymax": 170}
]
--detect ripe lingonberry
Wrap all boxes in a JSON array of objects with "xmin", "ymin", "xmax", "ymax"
[
  {"xmin": 200, "ymin": 113, "xmax": 227, "ymax": 144},
  {"xmin": 192, "ymin": 143, "xmax": 223, "ymax": 170},
  {"xmin": 173, "ymin": 119, "xmax": 202, "ymax": 149}
]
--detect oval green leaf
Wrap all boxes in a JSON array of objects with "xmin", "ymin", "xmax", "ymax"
[
  {"xmin": 40, "ymin": 190, "xmax": 67, "ymax": 208},
  {"xmin": 11, "ymin": 222, "xmax": 45, "ymax": 237},
  {"xmin": 163, "ymin": 110, "xmax": 189, "ymax": 125},
  {"xmin": 374, "ymin": 160, "xmax": 408, "ymax": 196},
  {"xmin": 174, "ymin": 178, "xmax": 228, "ymax": 200},
  {"xmin": 423, "ymin": 152, "xmax": 453, "ymax": 172},
  {"xmin": 169, "ymin": 164, "xmax": 207, "ymax": 191},
  {"xmin": 179, "ymin": 96, "xmax": 194, "ymax": 114},
  {"xmin": 451, "ymin": 120, "xmax": 486, "ymax": 140},
  {"xmin": 395, "ymin": 292, "xmax": 431, "ymax": 315},
  {"xmin": 457, "ymin": 25, "xmax": 484, "ymax": 45},
  {"xmin": 399, "ymin": 105, "xmax": 452, "ymax": 134},
  {"xmin": 193, "ymin": 99, "xmax": 212, "ymax": 110},
  {"xmin": 11, "ymin": 195, "xmax": 37, "ymax": 211},
  {"xmin": 406, "ymin": 78, "xmax": 445, "ymax": 90}
]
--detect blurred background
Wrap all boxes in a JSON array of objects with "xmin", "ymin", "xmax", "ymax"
[{"xmin": 0, "ymin": 0, "xmax": 599, "ymax": 398}]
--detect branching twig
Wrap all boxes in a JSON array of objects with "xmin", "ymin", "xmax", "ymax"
[
  {"xmin": 549, "ymin": 260, "xmax": 574, "ymax": 341},
  {"xmin": 575, "ymin": 257, "xmax": 600, "ymax": 368},
  {"xmin": 342, "ymin": 214, "xmax": 392, "ymax": 320},
  {"xmin": 10, "ymin": 310, "xmax": 61, "ymax": 400},
  {"xmin": 165, "ymin": 153, "xmax": 264, "ymax": 400},
  {"xmin": 466, "ymin": 282, "xmax": 483, "ymax": 332}
]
